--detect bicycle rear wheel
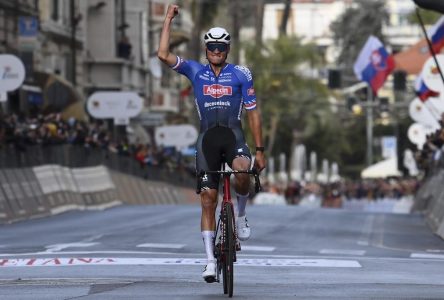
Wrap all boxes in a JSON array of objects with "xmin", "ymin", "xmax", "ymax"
[{"xmin": 222, "ymin": 202, "xmax": 235, "ymax": 297}]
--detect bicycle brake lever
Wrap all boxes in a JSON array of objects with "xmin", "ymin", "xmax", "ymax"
[{"xmin": 254, "ymin": 173, "xmax": 262, "ymax": 193}]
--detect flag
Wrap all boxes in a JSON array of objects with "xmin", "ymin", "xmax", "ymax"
[
  {"xmin": 353, "ymin": 36, "xmax": 395, "ymax": 94},
  {"xmin": 414, "ymin": 76, "xmax": 440, "ymax": 102},
  {"xmin": 430, "ymin": 16, "xmax": 444, "ymax": 53}
]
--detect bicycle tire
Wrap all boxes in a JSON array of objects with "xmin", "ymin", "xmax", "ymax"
[
  {"xmin": 222, "ymin": 207, "xmax": 228, "ymax": 295},
  {"xmin": 223, "ymin": 202, "xmax": 235, "ymax": 297}
]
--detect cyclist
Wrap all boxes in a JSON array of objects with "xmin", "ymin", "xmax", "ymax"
[{"xmin": 158, "ymin": 4, "xmax": 266, "ymax": 282}]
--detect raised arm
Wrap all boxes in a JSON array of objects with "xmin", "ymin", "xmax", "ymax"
[{"xmin": 157, "ymin": 4, "xmax": 179, "ymax": 66}]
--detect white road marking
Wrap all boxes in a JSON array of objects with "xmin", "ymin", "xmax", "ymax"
[
  {"xmin": 426, "ymin": 249, "xmax": 444, "ymax": 253},
  {"xmin": 411, "ymin": 253, "xmax": 444, "ymax": 259},
  {"xmin": 136, "ymin": 243, "xmax": 185, "ymax": 249},
  {"xmin": 1, "ymin": 250, "xmax": 443, "ymax": 263},
  {"xmin": 0, "ymin": 257, "xmax": 361, "ymax": 268},
  {"xmin": 241, "ymin": 246, "xmax": 275, "ymax": 252},
  {"xmin": 42, "ymin": 243, "xmax": 99, "ymax": 253},
  {"xmin": 320, "ymin": 249, "xmax": 366, "ymax": 256}
]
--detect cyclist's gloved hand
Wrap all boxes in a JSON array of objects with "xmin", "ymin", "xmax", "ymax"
[{"xmin": 254, "ymin": 151, "xmax": 266, "ymax": 173}]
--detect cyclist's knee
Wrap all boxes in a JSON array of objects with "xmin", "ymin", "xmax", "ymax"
[
  {"xmin": 232, "ymin": 156, "xmax": 250, "ymax": 170},
  {"xmin": 234, "ymin": 173, "xmax": 249, "ymax": 185}
]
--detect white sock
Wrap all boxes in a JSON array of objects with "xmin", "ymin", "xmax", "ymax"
[
  {"xmin": 202, "ymin": 231, "xmax": 215, "ymax": 263},
  {"xmin": 236, "ymin": 192, "xmax": 249, "ymax": 217}
]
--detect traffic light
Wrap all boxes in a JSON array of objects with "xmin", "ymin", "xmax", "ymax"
[
  {"xmin": 379, "ymin": 97, "xmax": 389, "ymax": 112},
  {"xmin": 346, "ymin": 96, "xmax": 357, "ymax": 111},
  {"xmin": 328, "ymin": 69, "xmax": 341, "ymax": 89},
  {"xmin": 393, "ymin": 70, "xmax": 406, "ymax": 91}
]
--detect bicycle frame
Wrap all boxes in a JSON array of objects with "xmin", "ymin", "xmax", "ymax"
[{"xmin": 197, "ymin": 167, "xmax": 261, "ymax": 297}]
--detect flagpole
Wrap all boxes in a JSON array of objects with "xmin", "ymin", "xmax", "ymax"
[
  {"xmin": 366, "ymin": 84, "xmax": 373, "ymax": 166},
  {"xmin": 415, "ymin": 7, "xmax": 444, "ymax": 86},
  {"xmin": 415, "ymin": 7, "xmax": 443, "ymax": 120}
]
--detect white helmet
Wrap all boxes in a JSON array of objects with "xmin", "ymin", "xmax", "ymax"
[{"xmin": 204, "ymin": 27, "xmax": 231, "ymax": 45}]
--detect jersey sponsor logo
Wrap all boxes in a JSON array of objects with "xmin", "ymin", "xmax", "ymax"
[
  {"xmin": 234, "ymin": 65, "xmax": 253, "ymax": 81},
  {"xmin": 204, "ymin": 100, "xmax": 231, "ymax": 108},
  {"xmin": 203, "ymin": 84, "xmax": 233, "ymax": 98},
  {"xmin": 247, "ymin": 88, "xmax": 255, "ymax": 96},
  {"xmin": 199, "ymin": 74, "xmax": 210, "ymax": 81},
  {"xmin": 202, "ymin": 174, "xmax": 209, "ymax": 182}
]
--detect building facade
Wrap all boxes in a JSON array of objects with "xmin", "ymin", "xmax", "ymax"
[
  {"xmin": 0, "ymin": 0, "xmax": 41, "ymax": 114},
  {"xmin": 0, "ymin": 0, "xmax": 192, "ymax": 126},
  {"xmin": 262, "ymin": 0, "xmax": 421, "ymax": 64}
]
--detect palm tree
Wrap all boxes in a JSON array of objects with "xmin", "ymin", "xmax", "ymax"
[{"xmin": 244, "ymin": 36, "xmax": 341, "ymax": 158}]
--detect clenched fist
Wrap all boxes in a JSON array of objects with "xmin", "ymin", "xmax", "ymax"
[{"xmin": 166, "ymin": 4, "xmax": 179, "ymax": 20}]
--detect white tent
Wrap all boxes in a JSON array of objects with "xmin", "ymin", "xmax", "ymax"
[{"xmin": 361, "ymin": 157, "xmax": 402, "ymax": 179}]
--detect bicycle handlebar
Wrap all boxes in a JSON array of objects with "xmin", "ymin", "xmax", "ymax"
[{"xmin": 197, "ymin": 169, "xmax": 262, "ymax": 193}]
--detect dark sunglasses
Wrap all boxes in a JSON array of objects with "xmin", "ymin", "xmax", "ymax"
[{"xmin": 206, "ymin": 43, "xmax": 228, "ymax": 52}]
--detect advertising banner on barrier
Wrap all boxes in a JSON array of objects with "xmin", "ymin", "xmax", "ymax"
[{"xmin": 87, "ymin": 92, "xmax": 143, "ymax": 119}]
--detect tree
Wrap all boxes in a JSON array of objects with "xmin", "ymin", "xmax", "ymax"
[
  {"xmin": 255, "ymin": 0, "xmax": 265, "ymax": 47},
  {"xmin": 407, "ymin": 8, "xmax": 441, "ymax": 25},
  {"xmin": 243, "ymin": 36, "xmax": 345, "ymax": 161},
  {"xmin": 330, "ymin": 0, "xmax": 389, "ymax": 81},
  {"xmin": 279, "ymin": 0, "xmax": 292, "ymax": 37},
  {"xmin": 187, "ymin": 0, "xmax": 219, "ymax": 60}
]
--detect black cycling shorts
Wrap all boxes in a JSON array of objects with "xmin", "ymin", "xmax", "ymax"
[{"xmin": 196, "ymin": 126, "xmax": 251, "ymax": 193}]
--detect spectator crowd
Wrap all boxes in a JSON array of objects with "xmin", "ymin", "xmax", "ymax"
[
  {"xmin": 1, "ymin": 111, "xmax": 440, "ymax": 209},
  {"xmin": 415, "ymin": 113, "xmax": 444, "ymax": 176},
  {"xmin": 259, "ymin": 177, "xmax": 420, "ymax": 208},
  {"xmin": 0, "ymin": 113, "xmax": 193, "ymax": 176}
]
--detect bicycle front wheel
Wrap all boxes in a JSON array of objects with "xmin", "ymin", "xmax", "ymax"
[{"xmin": 222, "ymin": 202, "xmax": 235, "ymax": 297}]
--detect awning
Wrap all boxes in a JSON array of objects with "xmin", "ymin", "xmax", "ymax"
[
  {"xmin": 44, "ymin": 74, "xmax": 83, "ymax": 111},
  {"xmin": 361, "ymin": 157, "xmax": 402, "ymax": 179}
]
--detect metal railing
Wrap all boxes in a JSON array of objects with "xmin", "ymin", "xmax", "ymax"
[{"xmin": 0, "ymin": 144, "xmax": 195, "ymax": 188}]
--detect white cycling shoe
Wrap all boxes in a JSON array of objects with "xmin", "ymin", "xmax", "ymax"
[
  {"xmin": 237, "ymin": 215, "xmax": 251, "ymax": 241},
  {"xmin": 202, "ymin": 261, "xmax": 216, "ymax": 283}
]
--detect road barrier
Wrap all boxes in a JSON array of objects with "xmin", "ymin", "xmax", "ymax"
[
  {"xmin": 414, "ymin": 162, "xmax": 444, "ymax": 239},
  {"xmin": 0, "ymin": 145, "xmax": 197, "ymax": 224},
  {"xmin": 342, "ymin": 197, "xmax": 414, "ymax": 214}
]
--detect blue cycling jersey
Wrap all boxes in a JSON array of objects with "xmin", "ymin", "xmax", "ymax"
[{"xmin": 171, "ymin": 56, "xmax": 257, "ymax": 132}]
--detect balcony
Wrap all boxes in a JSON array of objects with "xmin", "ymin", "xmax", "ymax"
[
  {"xmin": 383, "ymin": 24, "xmax": 422, "ymax": 46},
  {"xmin": 40, "ymin": 20, "xmax": 84, "ymax": 47},
  {"xmin": 84, "ymin": 58, "xmax": 149, "ymax": 95},
  {"xmin": 150, "ymin": 1, "xmax": 192, "ymax": 47}
]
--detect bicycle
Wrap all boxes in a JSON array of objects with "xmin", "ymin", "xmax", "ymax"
[{"xmin": 198, "ymin": 164, "xmax": 261, "ymax": 298}]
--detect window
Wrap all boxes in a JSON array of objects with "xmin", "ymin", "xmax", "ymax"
[
  {"xmin": 51, "ymin": 0, "xmax": 59, "ymax": 21},
  {"xmin": 152, "ymin": 2, "xmax": 165, "ymax": 17},
  {"xmin": 153, "ymin": 92, "xmax": 164, "ymax": 106}
]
